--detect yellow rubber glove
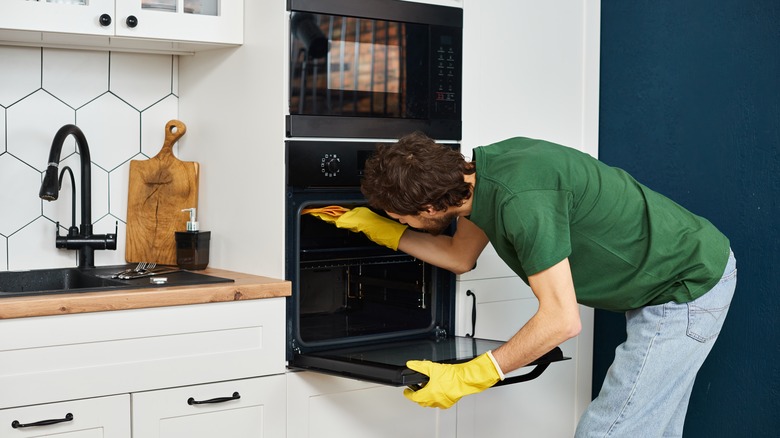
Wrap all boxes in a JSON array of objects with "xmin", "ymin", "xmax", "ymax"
[
  {"xmin": 403, "ymin": 352, "xmax": 504, "ymax": 409},
  {"xmin": 301, "ymin": 205, "xmax": 351, "ymax": 224},
  {"xmin": 334, "ymin": 207, "xmax": 408, "ymax": 250}
]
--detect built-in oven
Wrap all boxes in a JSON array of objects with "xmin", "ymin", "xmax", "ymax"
[
  {"xmin": 285, "ymin": 140, "xmax": 568, "ymax": 388},
  {"xmin": 287, "ymin": 0, "xmax": 462, "ymax": 140}
]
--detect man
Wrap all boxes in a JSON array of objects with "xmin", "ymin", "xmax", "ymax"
[{"xmin": 322, "ymin": 132, "xmax": 736, "ymax": 437}]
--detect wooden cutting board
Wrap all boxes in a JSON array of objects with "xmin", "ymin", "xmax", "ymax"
[{"xmin": 125, "ymin": 120, "xmax": 199, "ymax": 264}]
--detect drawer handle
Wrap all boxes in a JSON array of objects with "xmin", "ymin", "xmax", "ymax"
[
  {"xmin": 187, "ymin": 392, "xmax": 241, "ymax": 405},
  {"xmin": 11, "ymin": 413, "xmax": 73, "ymax": 429}
]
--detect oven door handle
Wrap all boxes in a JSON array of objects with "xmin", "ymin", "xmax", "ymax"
[
  {"xmin": 494, "ymin": 346, "xmax": 569, "ymax": 387},
  {"xmin": 406, "ymin": 346, "xmax": 569, "ymax": 391},
  {"xmin": 465, "ymin": 290, "xmax": 477, "ymax": 337}
]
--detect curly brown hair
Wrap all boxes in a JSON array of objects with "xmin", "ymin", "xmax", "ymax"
[{"xmin": 361, "ymin": 132, "xmax": 474, "ymax": 215}]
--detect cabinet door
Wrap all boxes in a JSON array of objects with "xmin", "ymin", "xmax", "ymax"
[
  {"xmin": 287, "ymin": 371, "xmax": 456, "ymax": 438},
  {"xmin": 114, "ymin": 0, "xmax": 242, "ymax": 44},
  {"xmin": 131, "ymin": 376, "xmax": 285, "ymax": 438},
  {"xmin": 0, "ymin": 394, "xmax": 130, "ymax": 438},
  {"xmin": 0, "ymin": 0, "xmax": 115, "ymax": 35},
  {"xmin": 455, "ymin": 276, "xmax": 582, "ymax": 438}
]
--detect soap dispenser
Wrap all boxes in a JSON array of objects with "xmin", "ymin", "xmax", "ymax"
[{"xmin": 175, "ymin": 208, "xmax": 210, "ymax": 270}]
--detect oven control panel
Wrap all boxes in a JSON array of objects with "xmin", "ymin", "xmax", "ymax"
[
  {"xmin": 286, "ymin": 141, "xmax": 382, "ymax": 188},
  {"xmin": 286, "ymin": 140, "xmax": 460, "ymax": 189}
]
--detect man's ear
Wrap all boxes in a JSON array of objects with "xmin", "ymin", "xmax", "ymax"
[{"xmin": 421, "ymin": 205, "xmax": 438, "ymax": 216}]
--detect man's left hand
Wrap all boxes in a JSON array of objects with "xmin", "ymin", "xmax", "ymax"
[{"xmin": 403, "ymin": 352, "xmax": 503, "ymax": 409}]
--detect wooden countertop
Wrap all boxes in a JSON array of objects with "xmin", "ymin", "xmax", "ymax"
[{"xmin": 0, "ymin": 268, "xmax": 290, "ymax": 320}]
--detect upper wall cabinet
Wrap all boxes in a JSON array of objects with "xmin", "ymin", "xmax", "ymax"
[{"xmin": 0, "ymin": 0, "xmax": 243, "ymax": 55}]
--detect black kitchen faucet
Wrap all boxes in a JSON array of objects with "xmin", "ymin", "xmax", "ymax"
[{"xmin": 39, "ymin": 124, "xmax": 117, "ymax": 268}]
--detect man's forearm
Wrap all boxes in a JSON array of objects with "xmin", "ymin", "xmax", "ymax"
[
  {"xmin": 492, "ymin": 258, "xmax": 582, "ymax": 373},
  {"xmin": 491, "ymin": 308, "xmax": 580, "ymax": 374},
  {"xmin": 397, "ymin": 218, "xmax": 489, "ymax": 274}
]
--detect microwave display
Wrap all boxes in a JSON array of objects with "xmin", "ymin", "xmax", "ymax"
[{"xmin": 287, "ymin": 0, "xmax": 462, "ymax": 140}]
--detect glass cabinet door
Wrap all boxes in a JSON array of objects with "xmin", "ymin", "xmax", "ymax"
[
  {"xmin": 0, "ymin": 0, "xmax": 115, "ymax": 35},
  {"xmin": 116, "ymin": 0, "xmax": 242, "ymax": 44},
  {"xmin": 141, "ymin": 0, "xmax": 218, "ymax": 16}
]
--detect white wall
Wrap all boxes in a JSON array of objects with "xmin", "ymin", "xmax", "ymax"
[
  {"xmin": 0, "ymin": 46, "xmax": 179, "ymax": 271},
  {"xmin": 178, "ymin": 0, "xmax": 287, "ymax": 278}
]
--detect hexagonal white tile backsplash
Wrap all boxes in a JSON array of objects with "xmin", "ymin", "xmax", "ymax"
[{"xmin": 0, "ymin": 46, "xmax": 179, "ymax": 271}]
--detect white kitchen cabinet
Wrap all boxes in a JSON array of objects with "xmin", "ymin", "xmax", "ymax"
[
  {"xmin": 0, "ymin": 394, "xmax": 130, "ymax": 438},
  {"xmin": 455, "ymin": 274, "xmax": 582, "ymax": 438},
  {"xmin": 0, "ymin": 298, "xmax": 285, "ymax": 409},
  {"xmin": 113, "ymin": 0, "xmax": 242, "ymax": 45},
  {"xmin": 286, "ymin": 371, "xmax": 457, "ymax": 438},
  {"xmin": 0, "ymin": 298, "xmax": 286, "ymax": 436},
  {"xmin": 132, "ymin": 376, "xmax": 285, "ymax": 437},
  {"xmin": 0, "ymin": 0, "xmax": 242, "ymax": 54},
  {"xmin": 0, "ymin": 0, "xmax": 114, "ymax": 36}
]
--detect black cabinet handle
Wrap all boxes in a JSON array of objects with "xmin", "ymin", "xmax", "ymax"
[
  {"xmin": 11, "ymin": 413, "xmax": 74, "ymax": 429},
  {"xmin": 465, "ymin": 290, "xmax": 477, "ymax": 337},
  {"xmin": 187, "ymin": 392, "xmax": 240, "ymax": 405},
  {"xmin": 99, "ymin": 14, "xmax": 112, "ymax": 26},
  {"xmin": 126, "ymin": 15, "xmax": 138, "ymax": 28}
]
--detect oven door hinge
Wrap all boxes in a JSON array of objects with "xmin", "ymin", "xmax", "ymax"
[
  {"xmin": 289, "ymin": 339, "xmax": 302, "ymax": 355},
  {"xmin": 433, "ymin": 326, "xmax": 447, "ymax": 340}
]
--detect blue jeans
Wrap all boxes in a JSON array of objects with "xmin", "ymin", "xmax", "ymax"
[{"xmin": 576, "ymin": 250, "xmax": 737, "ymax": 438}]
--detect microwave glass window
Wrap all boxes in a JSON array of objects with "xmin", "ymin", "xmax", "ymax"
[
  {"xmin": 290, "ymin": 12, "xmax": 428, "ymax": 119},
  {"xmin": 328, "ymin": 41, "xmax": 401, "ymax": 94}
]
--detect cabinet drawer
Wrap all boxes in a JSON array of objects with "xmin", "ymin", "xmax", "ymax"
[
  {"xmin": 132, "ymin": 376, "xmax": 285, "ymax": 438},
  {"xmin": 0, "ymin": 394, "xmax": 129, "ymax": 438},
  {"xmin": 0, "ymin": 299, "xmax": 285, "ymax": 409}
]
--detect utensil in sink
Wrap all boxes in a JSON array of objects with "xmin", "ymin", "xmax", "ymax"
[
  {"xmin": 112, "ymin": 262, "xmax": 149, "ymax": 278},
  {"xmin": 117, "ymin": 265, "xmax": 180, "ymax": 280}
]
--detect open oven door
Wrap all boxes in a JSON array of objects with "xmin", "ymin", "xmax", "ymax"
[{"xmin": 288, "ymin": 336, "xmax": 569, "ymax": 388}]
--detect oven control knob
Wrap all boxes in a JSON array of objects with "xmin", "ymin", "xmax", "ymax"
[{"xmin": 321, "ymin": 155, "xmax": 341, "ymax": 177}]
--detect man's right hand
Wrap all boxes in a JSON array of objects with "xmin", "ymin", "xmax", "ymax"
[{"xmin": 334, "ymin": 207, "xmax": 408, "ymax": 250}]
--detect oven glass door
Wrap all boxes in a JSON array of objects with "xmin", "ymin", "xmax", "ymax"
[{"xmin": 289, "ymin": 337, "xmax": 569, "ymax": 387}]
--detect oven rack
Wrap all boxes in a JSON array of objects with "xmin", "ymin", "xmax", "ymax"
[{"xmin": 300, "ymin": 253, "xmax": 418, "ymax": 270}]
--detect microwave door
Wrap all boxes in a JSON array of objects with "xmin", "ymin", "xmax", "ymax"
[{"xmin": 288, "ymin": 336, "xmax": 569, "ymax": 388}]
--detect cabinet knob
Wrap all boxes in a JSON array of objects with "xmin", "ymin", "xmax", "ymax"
[
  {"xmin": 126, "ymin": 15, "xmax": 138, "ymax": 28},
  {"xmin": 99, "ymin": 14, "xmax": 112, "ymax": 27}
]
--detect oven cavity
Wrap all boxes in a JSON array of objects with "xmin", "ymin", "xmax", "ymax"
[{"xmin": 297, "ymin": 207, "xmax": 437, "ymax": 344}]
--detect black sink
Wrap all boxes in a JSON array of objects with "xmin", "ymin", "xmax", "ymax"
[{"xmin": 0, "ymin": 265, "xmax": 233, "ymax": 297}]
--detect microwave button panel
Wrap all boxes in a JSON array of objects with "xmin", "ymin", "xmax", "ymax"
[{"xmin": 433, "ymin": 42, "xmax": 459, "ymax": 115}]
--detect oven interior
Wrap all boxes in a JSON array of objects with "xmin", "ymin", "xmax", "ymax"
[{"xmin": 290, "ymin": 200, "xmax": 452, "ymax": 355}]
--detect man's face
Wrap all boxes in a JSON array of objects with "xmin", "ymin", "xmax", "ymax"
[{"xmin": 386, "ymin": 210, "xmax": 457, "ymax": 236}]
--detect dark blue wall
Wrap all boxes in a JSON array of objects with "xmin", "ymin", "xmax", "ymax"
[{"xmin": 594, "ymin": 1, "xmax": 779, "ymax": 436}]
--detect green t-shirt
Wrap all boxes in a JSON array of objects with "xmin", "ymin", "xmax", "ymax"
[{"xmin": 469, "ymin": 137, "xmax": 730, "ymax": 312}]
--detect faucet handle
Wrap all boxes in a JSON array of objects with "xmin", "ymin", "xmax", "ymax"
[
  {"xmin": 107, "ymin": 221, "xmax": 118, "ymax": 250},
  {"xmin": 54, "ymin": 221, "xmax": 65, "ymax": 248}
]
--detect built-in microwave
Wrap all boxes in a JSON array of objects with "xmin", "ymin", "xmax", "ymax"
[{"xmin": 286, "ymin": 0, "xmax": 463, "ymax": 140}]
